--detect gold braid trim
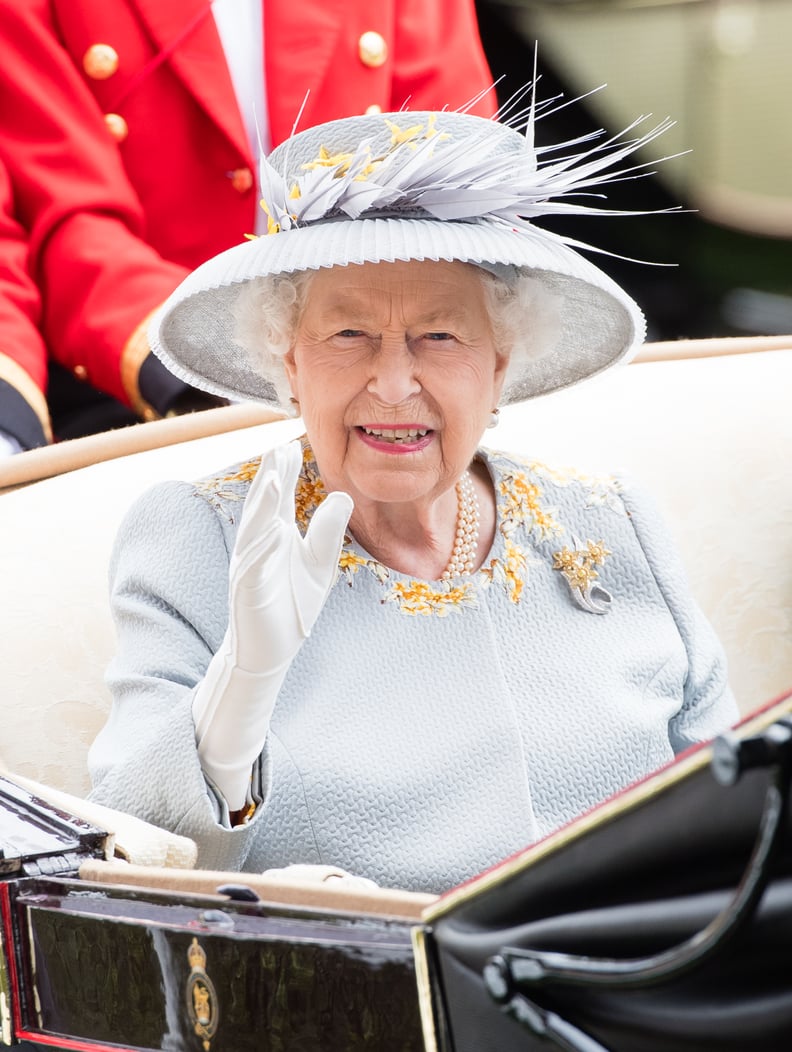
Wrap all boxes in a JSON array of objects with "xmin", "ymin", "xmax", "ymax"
[
  {"xmin": 0, "ymin": 351, "xmax": 52, "ymax": 442},
  {"xmin": 120, "ymin": 308, "xmax": 160, "ymax": 420}
]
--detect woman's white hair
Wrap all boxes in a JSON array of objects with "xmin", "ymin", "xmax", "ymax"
[{"xmin": 233, "ymin": 263, "xmax": 562, "ymax": 409}]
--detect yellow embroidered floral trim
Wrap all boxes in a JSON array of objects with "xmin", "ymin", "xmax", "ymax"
[
  {"xmin": 338, "ymin": 550, "xmax": 369, "ymax": 577},
  {"xmin": 383, "ymin": 580, "xmax": 477, "ymax": 617},
  {"xmin": 340, "ymin": 550, "xmax": 390, "ymax": 586},
  {"xmin": 481, "ymin": 537, "xmax": 532, "ymax": 604},
  {"xmin": 194, "ymin": 442, "xmax": 617, "ymax": 617},
  {"xmin": 193, "ymin": 458, "xmax": 263, "ymax": 518},
  {"xmin": 196, "ymin": 458, "xmax": 262, "ymax": 492},
  {"xmin": 294, "ymin": 444, "xmax": 328, "ymax": 532},
  {"xmin": 229, "ymin": 460, "xmax": 262, "ymax": 484},
  {"xmin": 498, "ymin": 468, "xmax": 561, "ymax": 540},
  {"xmin": 527, "ymin": 459, "xmax": 622, "ymax": 510}
]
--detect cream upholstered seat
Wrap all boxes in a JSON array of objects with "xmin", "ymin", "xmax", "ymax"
[
  {"xmin": 1, "ymin": 341, "xmax": 791, "ymax": 803},
  {"xmin": 0, "ymin": 412, "xmax": 303, "ymax": 797}
]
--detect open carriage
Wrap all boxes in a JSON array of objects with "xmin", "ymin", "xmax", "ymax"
[{"xmin": 1, "ymin": 335, "xmax": 791, "ymax": 1050}]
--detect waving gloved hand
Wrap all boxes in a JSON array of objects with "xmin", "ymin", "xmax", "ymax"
[{"xmin": 192, "ymin": 440, "xmax": 353, "ymax": 813}]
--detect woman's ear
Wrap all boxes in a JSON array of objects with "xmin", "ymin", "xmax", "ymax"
[
  {"xmin": 283, "ymin": 347, "xmax": 299, "ymax": 400},
  {"xmin": 492, "ymin": 349, "xmax": 510, "ymax": 403}
]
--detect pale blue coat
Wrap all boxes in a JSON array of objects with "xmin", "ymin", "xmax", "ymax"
[{"xmin": 89, "ymin": 442, "xmax": 737, "ymax": 894}]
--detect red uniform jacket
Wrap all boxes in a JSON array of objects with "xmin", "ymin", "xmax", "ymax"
[
  {"xmin": 0, "ymin": 160, "xmax": 51, "ymax": 448},
  {"xmin": 0, "ymin": 0, "xmax": 495, "ymax": 417}
]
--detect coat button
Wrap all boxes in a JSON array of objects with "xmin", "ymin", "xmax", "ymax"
[
  {"xmin": 74, "ymin": 365, "xmax": 88, "ymax": 381},
  {"xmin": 229, "ymin": 167, "xmax": 253, "ymax": 193},
  {"xmin": 104, "ymin": 113, "xmax": 128, "ymax": 142},
  {"xmin": 365, "ymin": 104, "xmax": 383, "ymax": 115},
  {"xmin": 358, "ymin": 31, "xmax": 388, "ymax": 68},
  {"xmin": 82, "ymin": 43, "xmax": 119, "ymax": 80}
]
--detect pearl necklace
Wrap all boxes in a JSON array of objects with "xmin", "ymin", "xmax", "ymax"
[{"xmin": 441, "ymin": 470, "xmax": 481, "ymax": 579}]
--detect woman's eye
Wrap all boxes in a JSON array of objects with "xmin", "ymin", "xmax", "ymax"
[
  {"xmin": 337, "ymin": 329, "xmax": 365, "ymax": 338},
  {"xmin": 424, "ymin": 332, "xmax": 455, "ymax": 342}
]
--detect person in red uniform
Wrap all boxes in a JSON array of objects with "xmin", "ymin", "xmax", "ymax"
[
  {"xmin": 0, "ymin": 0, "xmax": 495, "ymax": 445},
  {"xmin": 0, "ymin": 159, "xmax": 51, "ymax": 455}
]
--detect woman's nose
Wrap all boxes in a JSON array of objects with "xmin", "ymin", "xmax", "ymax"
[{"xmin": 366, "ymin": 339, "xmax": 421, "ymax": 405}]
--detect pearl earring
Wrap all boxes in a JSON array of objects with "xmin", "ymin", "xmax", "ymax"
[
  {"xmin": 487, "ymin": 408, "xmax": 500, "ymax": 429},
  {"xmin": 286, "ymin": 397, "xmax": 301, "ymax": 419}
]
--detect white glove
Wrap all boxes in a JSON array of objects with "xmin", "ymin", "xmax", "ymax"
[
  {"xmin": 193, "ymin": 440, "xmax": 353, "ymax": 811},
  {"xmin": 0, "ymin": 430, "xmax": 23, "ymax": 457},
  {"xmin": 260, "ymin": 864, "xmax": 380, "ymax": 891}
]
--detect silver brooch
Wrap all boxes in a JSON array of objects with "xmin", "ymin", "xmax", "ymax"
[{"xmin": 552, "ymin": 538, "xmax": 613, "ymax": 614}]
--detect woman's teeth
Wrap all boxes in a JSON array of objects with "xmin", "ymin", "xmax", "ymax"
[{"xmin": 361, "ymin": 427, "xmax": 430, "ymax": 443}]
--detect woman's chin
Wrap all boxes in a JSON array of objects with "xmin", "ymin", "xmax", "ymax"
[{"xmin": 349, "ymin": 478, "xmax": 435, "ymax": 509}]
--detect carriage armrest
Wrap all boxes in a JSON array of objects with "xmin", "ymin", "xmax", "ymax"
[
  {"xmin": 0, "ymin": 402, "xmax": 282, "ymax": 493},
  {"xmin": 77, "ymin": 858, "xmax": 437, "ymax": 921},
  {"xmin": 0, "ymin": 768, "xmax": 197, "ymax": 869}
]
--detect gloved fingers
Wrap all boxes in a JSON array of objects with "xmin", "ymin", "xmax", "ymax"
[
  {"xmin": 232, "ymin": 441, "xmax": 301, "ymax": 568},
  {"xmin": 232, "ymin": 515, "xmax": 285, "ymax": 587},
  {"xmin": 303, "ymin": 491, "xmax": 354, "ymax": 572},
  {"xmin": 233, "ymin": 457, "xmax": 282, "ymax": 561},
  {"xmin": 291, "ymin": 492, "xmax": 353, "ymax": 636},
  {"xmin": 270, "ymin": 440, "xmax": 304, "ymax": 526}
]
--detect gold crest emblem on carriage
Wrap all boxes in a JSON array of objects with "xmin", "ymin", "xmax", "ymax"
[{"xmin": 186, "ymin": 937, "xmax": 219, "ymax": 1050}]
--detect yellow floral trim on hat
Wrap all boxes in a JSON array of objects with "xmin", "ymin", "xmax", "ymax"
[
  {"xmin": 385, "ymin": 114, "xmax": 450, "ymax": 147},
  {"xmin": 301, "ymin": 145, "xmax": 380, "ymax": 181},
  {"xmin": 299, "ymin": 116, "xmax": 450, "ymax": 188},
  {"xmin": 261, "ymin": 115, "xmax": 453, "ymax": 233},
  {"xmin": 260, "ymin": 198, "xmax": 300, "ymax": 236}
]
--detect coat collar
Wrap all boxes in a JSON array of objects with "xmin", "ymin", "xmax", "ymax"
[{"xmin": 130, "ymin": 0, "xmax": 251, "ymax": 162}]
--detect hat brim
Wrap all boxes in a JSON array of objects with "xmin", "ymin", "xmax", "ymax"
[{"xmin": 150, "ymin": 216, "xmax": 645, "ymax": 408}]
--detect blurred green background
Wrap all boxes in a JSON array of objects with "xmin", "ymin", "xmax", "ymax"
[{"xmin": 475, "ymin": 0, "xmax": 792, "ymax": 339}]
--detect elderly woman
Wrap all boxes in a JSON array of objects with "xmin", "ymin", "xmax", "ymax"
[{"xmin": 88, "ymin": 106, "xmax": 737, "ymax": 893}]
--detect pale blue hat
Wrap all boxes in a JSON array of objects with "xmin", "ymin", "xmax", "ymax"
[{"xmin": 150, "ymin": 105, "xmax": 672, "ymax": 406}]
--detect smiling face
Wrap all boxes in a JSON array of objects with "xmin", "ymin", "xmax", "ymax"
[{"xmin": 283, "ymin": 259, "xmax": 510, "ymax": 510}]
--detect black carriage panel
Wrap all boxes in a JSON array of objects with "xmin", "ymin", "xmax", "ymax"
[
  {"xmin": 9, "ymin": 880, "xmax": 423, "ymax": 1052},
  {"xmin": 423, "ymin": 695, "xmax": 792, "ymax": 1052}
]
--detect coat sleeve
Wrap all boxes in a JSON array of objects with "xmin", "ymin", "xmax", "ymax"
[
  {"xmin": 618, "ymin": 478, "xmax": 739, "ymax": 752},
  {"xmin": 88, "ymin": 480, "xmax": 262, "ymax": 871},
  {"xmin": 0, "ymin": 160, "xmax": 51, "ymax": 449},
  {"xmin": 0, "ymin": 0, "xmax": 189, "ymax": 412}
]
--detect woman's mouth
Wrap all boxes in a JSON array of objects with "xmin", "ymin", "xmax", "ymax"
[
  {"xmin": 359, "ymin": 426, "xmax": 431, "ymax": 444},
  {"xmin": 356, "ymin": 425, "xmax": 434, "ymax": 452}
]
